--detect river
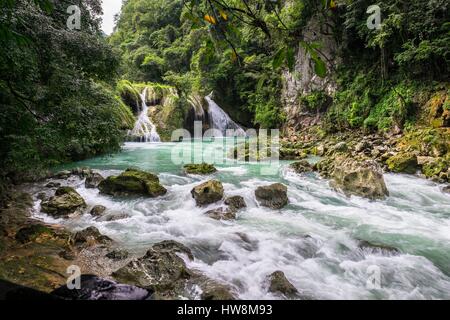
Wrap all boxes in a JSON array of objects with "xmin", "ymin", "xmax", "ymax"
[{"xmin": 30, "ymin": 138, "xmax": 450, "ymax": 299}]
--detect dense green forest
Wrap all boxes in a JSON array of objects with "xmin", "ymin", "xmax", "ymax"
[{"xmin": 1, "ymin": 0, "xmax": 449, "ymax": 189}]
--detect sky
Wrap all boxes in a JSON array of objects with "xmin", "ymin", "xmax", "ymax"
[{"xmin": 101, "ymin": 0, "xmax": 123, "ymax": 35}]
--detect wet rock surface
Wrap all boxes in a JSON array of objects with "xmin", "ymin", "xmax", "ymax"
[
  {"xmin": 205, "ymin": 207, "xmax": 236, "ymax": 221},
  {"xmin": 191, "ymin": 180, "xmax": 224, "ymax": 206},
  {"xmin": 41, "ymin": 187, "xmax": 86, "ymax": 217},
  {"xmin": 255, "ymin": 183, "xmax": 288, "ymax": 209},
  {"xmin": 85, "ymin": 172, "xmax": 104, "ymax": 189},
  {"xmin": 290, "ymin": 160, "xmax": 314, "ymax": 174},
  {"xmin": 184, "ymin": 163, "xmax": 217, "ymax": 175},
  {"xmin": 98, "ymin": 168, "xmax": 167, "ymax": 197},
  {"xmin": 71, "ymin": 227, "xmax": 112, "ymax": 247},
  {"xmin": 267, "ymin": 271, "xmax": 298, "ymax": 296},
  {"xmin": 51, "ymin": 275, "xmax": 152, "ymax": 300},
  {"xmin": 224, "ymin": 196, "xmax": 247, "ymax": 212}
]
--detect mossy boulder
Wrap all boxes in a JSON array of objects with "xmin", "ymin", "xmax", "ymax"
[
  {"xmin": 184, "ymin": 163, "xmax": 217, "ymax": 175},
  {"xmin": 41, "ymin": 187, "xmax": 86, "ymax": 217},
  {"xmin": 98, "ymin": 168, "xmax": 167, "ymax": 197},
  {"xmin": 386, "ymin": 152, "xmax": 419, "ymax": 174},
  {"xmin": 191, "ymin": 180, "xmax": 224, "ymax": 206},
  {"xmin": 255, "ymin": 183, "xmax": 288, "ymax": 209},
  {"xmin": 331, "ymin": 156, "xmax": 389, "ymax": 200},
  {"xmin": 267, "ymin": 271, "xmax": 298, "ymax": 296}
]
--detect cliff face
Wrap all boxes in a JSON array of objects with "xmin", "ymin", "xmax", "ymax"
[{"xmin": 281, "ymin": 16, "xmax": 339, "ymax": 132}]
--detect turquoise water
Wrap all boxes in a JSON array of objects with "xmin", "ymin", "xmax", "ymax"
[{"xmin": 32, "ymin": 139, "xmax": 450, "ymax": 299}]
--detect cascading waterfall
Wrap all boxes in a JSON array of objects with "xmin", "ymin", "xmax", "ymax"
[
  {"xmin": 205, "ymin": 94, "xmax": 246, "ymax": 137},
  {"xmin": 129, "ymin": 87, "xmax": 161, "ymax": 142}
]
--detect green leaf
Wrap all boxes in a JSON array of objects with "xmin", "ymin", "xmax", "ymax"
[
  {"xmin": 313, "ymin": 57, "xmax": 327, "ymax": 78},
  {"xmin": 286, "ymin": 47, "xmax": 295, "ymax": 72},
  {"xmin": 272, "ymin": 47, "xmax": 286, "ymax": 69},
  {"xmin": 257, "ymin": 75, "xmax": 266, "ymax": 91}
]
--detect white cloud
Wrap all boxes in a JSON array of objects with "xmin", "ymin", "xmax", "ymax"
[{"xmin": 101, "ymin": 0, "xmax": 123, "ymax": 35}]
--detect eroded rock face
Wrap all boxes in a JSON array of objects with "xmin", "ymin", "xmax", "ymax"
[
  {"xmin": 330, "ymin": 156, "xmax": 389, "ymax": 200},
  {"xmin": 191, "ymin": 180, "xmax": 224, "ymax": 206},
  {"xmin": 255, "ymin": 183, "xmax": 288, "ymax": 209},
  {"xmin": 85, "ymin": 172, "xmax": 104, "ymax": 189},
  {"xmin": 184, "ymin": 163, "xmax": 217, "ymax": 175},
  {"xmin": 41, "ymin": 187, "xmax": 86, "ymax": 217},
  {"xmin": 267, "ymin": 271, "xmax": 298, "ymax": 296},
  {"xmin": 112, "ymin": 240, "xmax": 193, "ymax": 295},
  {"xmin": 51, "ymin": 275, "xmax": 152, "ymax": 300},
  {"xmin": 98, "ymin": 168, "xmax": 167, "ymax": 197}
]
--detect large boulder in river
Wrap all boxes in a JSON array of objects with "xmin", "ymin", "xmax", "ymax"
[
  {"xmin": 112, "ymin": 240, "xmax": 193, "ymax": 295},
  {"xmin": 255, "ymin": 183, "xmax": 288, "ymax": 209},
  {"xmin": 290, "ymin": 160, "xmax": 314, "ymax": 174},
  {"xmin": 98, "ymin": 168, "xmax": 167, "ymax": 197},
  {"xmin": 184, "ymin": 163, "xmax": 217, "ymax": 175},
  {"xmin": 85, "ymin": 172, "xmax": 104, "ymax": 189},
  {"xmin": 41, "ymin": 187, "xmax": 86, "ymax": 217},
  {"xmin": 191, "ymin": 180, "xmax": 224, "ymax": 206},
  {"xmin": 331, "ymin": 156, "xmax": 389, "ymax": 200}
]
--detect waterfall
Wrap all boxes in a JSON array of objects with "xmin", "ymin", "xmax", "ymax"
[
  {"xmin": 205, "ymin": 94, "xmax": 246, "ymax": 137},
  {"xmin": 129, "ymin": 87, "xmax": 161, "ymax": 142}
]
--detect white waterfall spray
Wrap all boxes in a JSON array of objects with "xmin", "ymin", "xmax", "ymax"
[
  {"xmin": 129, "ymin": 87, "xmax": 161, "ymax": 142},
  {"xmin": 205, "ymin": 94, "xmax": 246, "ymax": 137}
]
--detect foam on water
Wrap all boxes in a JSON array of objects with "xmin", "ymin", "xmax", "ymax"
[{"xmin": 30, "ymin": 140, "xmax": 450, "ymax": 299}]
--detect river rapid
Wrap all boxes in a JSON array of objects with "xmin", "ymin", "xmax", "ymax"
[{"xmin": 29, "ymin": 138, "xmax": 450, "ymax": 300}]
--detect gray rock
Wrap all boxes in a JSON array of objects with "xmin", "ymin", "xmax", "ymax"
[
  {"xmin": 90, "ymin": 205, "xmax": 107, "ymax": 217},
  {"xmin": 224, "ymin": 196, "xmax": 247, "ymax": 212},
  {"xmin": 255, "ymin": 183, "xmax": 288, "ymax": 209},
  {"xmin": 41, "ymin": 187, "xmax": 86, "ymax": 217},
  {"xmin": 71, "ymin": 227, "xmax": 112, "ymax": 246},
  {"xmin": 85, "ymin": 172, "xmax": 104, "ymax": 189},
  {"xmin": 205, "ymin": 207, "xmax": 236, "ymax": 221}
]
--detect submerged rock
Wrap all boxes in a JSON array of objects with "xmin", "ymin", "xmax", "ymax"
[
  {"xmin": 85, "ymin": 172, "xmax": 104, "ymax": 189},
  {"xmin": 358, "ymin": 240, "xmax": 401, "ymax": 255},
  {"xmin": 224, "ymin": 196, "xmax": 247, "ymax": 212},
  {"xmin": 191, "ymin": 180, "xmax": 224, "ymax": 206},
  {"xmin": 51, "ymin": 275, "xmax": 152, "ymax": 300},
  {"xmin": 90, "ymin": 205, "xmax": 106, "ymax": 217},
  {"xmin": 330, "ymin": 156, "xmax": 389, "ymax": 200},
  {"xmin": 205, "ymin": 207, "xmax": 236, "ymax": 221},
  {"xmin": 386, "ymin": 152, "xmax": 419, "ymax": 174},
  {"xmin": 71, "ymin": 227, "xmax": 112, "ymax": 246},
  {"xmin": 267, "ymin": 271, "xmax": 298, "ymax": 296},
  {"xmin": 112, "ymin": 240, "xmax": 193, "ymax": 294},
  {"xmin": 45, "ymin": 182, "xmax": 61, "ymax": 188},
  {"xmin": 255, "ymin": 183, "xmax": 288, "ymax": 209},
  {"xmin": 290, "ymin": 160, "xmax": 314, "ymax": 174},
  {"xmin": 184, "ymin": 163, "xmax": 217, "ymax": 175},
  {"xmin": 98, "ymin": 168, "xmax": 167, "ymax": 197},
  {"xmin": 41, "ymin": 187, "xmax": 86, "ymax": 217}
]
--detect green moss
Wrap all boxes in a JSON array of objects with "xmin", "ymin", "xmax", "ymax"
[
  {"xmin": 386, "ymin": 152, "xmax": 419, "ymax": 174},
  {"xmin": 184, "ymin": 163, "xmax": 217, "ymax": 174},
  {"xmin": 15, "ymin": 225, "xmax": 53, "ymax": 244}
]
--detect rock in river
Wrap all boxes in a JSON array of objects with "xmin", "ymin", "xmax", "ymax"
[
  {"xmin": 330, "ymin": 156, "xmax": 389, "ymax": 200},
  {"xmin": 191, "ymin": 180, "xmax": 224, "ymax": 206},
  {"xmin": 98, "ymin": 168, "xmax": 167, "ymax": 197},
  {"xmin": 267, "ymin": 271, "xmax": 298, "ymax": 296},
  {"xmin": 41, "ymin": 187, "xmax": 86, "ymax": 217},
  {"xmin": 85, "ymin": 172, "xmax": 104, "ymax": 189},
  {"xmin": 184, "ymin": 163, "xmax": 217, "ymax": 175},
  {"xmin": 255, "ymin": 183, "xmax": 288, "ymax": 209}
]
